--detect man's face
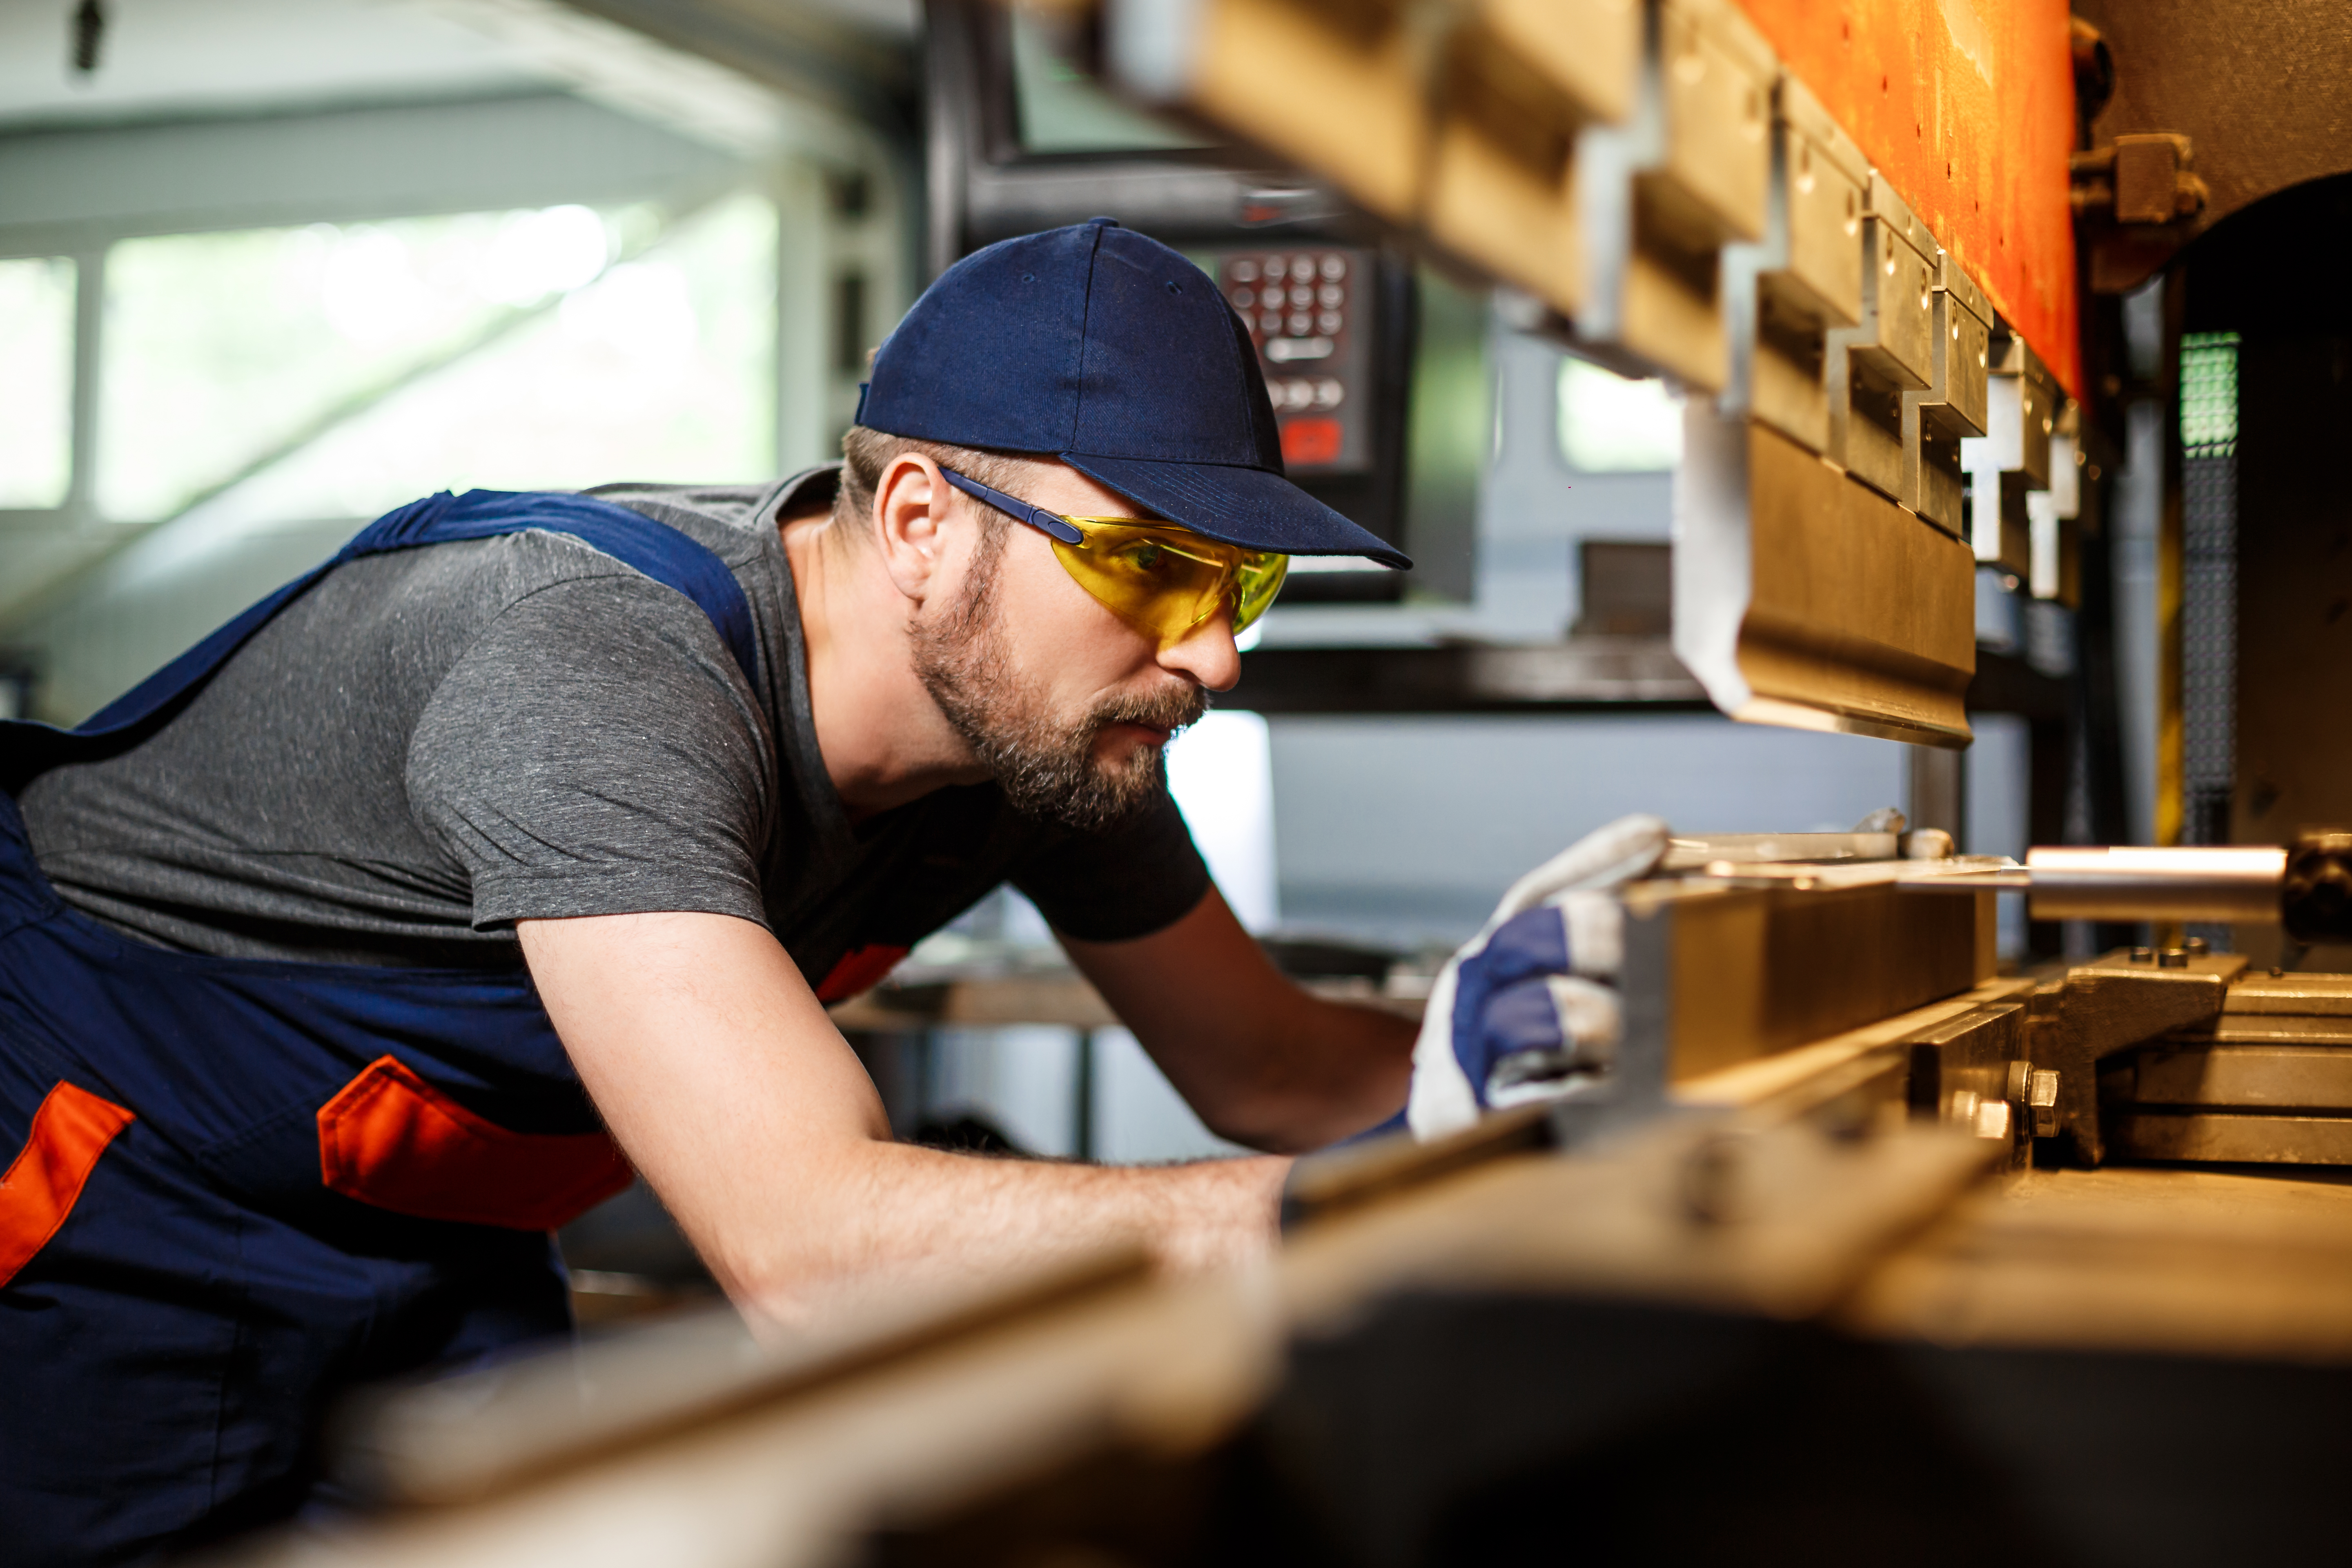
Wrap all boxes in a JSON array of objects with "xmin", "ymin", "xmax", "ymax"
[{"xmin": 908, "ymin": 461, "xmax": 1241, "ymax": 832}]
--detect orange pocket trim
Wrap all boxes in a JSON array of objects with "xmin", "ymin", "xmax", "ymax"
[
  {"xmin": 317, "ymin": 1056, "xmax": 632, "ymax": 1232},
  {"xmin": 0, "ymin": 1081, "xmax": 135, "ymax": 1290},
  {"xmin": 817, "ymin": 943, "xmax": 909, "ymax": 1004}
]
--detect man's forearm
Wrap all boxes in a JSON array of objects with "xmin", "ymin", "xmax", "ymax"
[
  {"xmin": 521, "ymin": 910, "xmax": 1289, "ymax": 1334},
  {"xmin": 1236, "ymin": 996, "xmax": 1417, "ymax": 1150},
  {"xmin": 1065, "ymin": 891, "xmax": 1418, "ymax": 1153},
  {"xmin": 721, "ymin": 1140, "xmax": 1285, "ymax": 1328}
]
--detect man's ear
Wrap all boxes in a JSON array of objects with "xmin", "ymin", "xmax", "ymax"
[{"xmin": 871, "ymin": 453, "xmax": 952, "ymax": 601}]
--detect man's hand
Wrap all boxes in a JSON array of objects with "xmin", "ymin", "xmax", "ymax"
[
  {"xmin": 1060, "ymin": 886, "xmax": 1417, "ymax": 1153},
  {"xmin": 1408, "ymin": 815, "xmax": 1671, "ymax": 1140},
  {"xmin": 519, "ymin": 911, "xmax": 1287, "ymax": 1330}
]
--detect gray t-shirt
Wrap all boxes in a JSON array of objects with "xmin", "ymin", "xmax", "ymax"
[{"xmin": 17, "ymin": 468, "xmax": 1209, "ymax": 988}]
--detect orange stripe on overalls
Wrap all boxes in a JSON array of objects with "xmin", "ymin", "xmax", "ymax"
[
  {"xmin": 317, "ymin": 1056, "xmax": 633, "ymax": 1232},
  {"xmin": 0, "ymin": 1081, "xmax": 134, "ymax": 1289}
]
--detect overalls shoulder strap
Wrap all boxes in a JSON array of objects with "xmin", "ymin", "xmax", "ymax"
[{"xmin": 6, "ymin": 488, "xmax": 762, "ymax": 778}]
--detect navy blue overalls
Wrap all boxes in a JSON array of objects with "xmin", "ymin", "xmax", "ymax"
[{"xmin": 0, "ymin": 491, "xmax": 764, "ymax": 1564}]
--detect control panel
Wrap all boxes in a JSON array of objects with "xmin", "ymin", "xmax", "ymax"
[{"xmin": 1212, "ymin": 244, "xmax": 1376, "ymax": 477}]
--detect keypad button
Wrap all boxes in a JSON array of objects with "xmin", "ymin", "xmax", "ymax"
[
  {"xmin": 1314, "ymin": 377, "xmax": 1345, "ymax": 409},
  {"xmin": 1265, "ymin": 256, "xmax": 1289, "ymax": 281},
  {"xmin": 1317, "ymin": 310, "xmax": 1343, "ymax": 334},
  {"xmin": 1287, "ymin": 285, "xmax": 1311, "ymax": 308},
  {"xmin": 1260, "ymin": 312, "xmax": 1282, "ymax": 334},
  {"xmin": 1319, "ymin": 254, "xmax": 1347, "ymax": 280},
  {"xmin": 1231, "ymin": 287, "xmax": 1254, "ymax": 309},
  {"xmin": 1287, "ymin": 311, "xmax": 1313, "ymax": 336},
  {"xmin": 1318, "ymin": 283, "xmax": 1343, "ymax": 308},
  {"xmin": 1232, "ymin": 259, "xmax": 1260, "ymax": 283}
]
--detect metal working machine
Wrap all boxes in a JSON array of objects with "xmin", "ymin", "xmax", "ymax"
[{"xmin": 224, "ymin": 0, "xmax": 2352, "ymax": 1563}]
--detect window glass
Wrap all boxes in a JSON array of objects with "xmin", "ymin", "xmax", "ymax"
[
  {"xmin": 1010, "ymin": 12, "xmax": 1209, "ymax": 154},
  {"xmin": 0, "ymin": 256, "xmax": 76, "ymax": 509},
  {"xmin": 1556, "ymin": 356, "xmax": 1682, "ymax": 473},
  {"xmin": 98, "ymin": 203, "xmax": 677, "ymax": 523},
  {"xmin": 187, "ymin": 194, "xmax": 775, "ymax": 530}
]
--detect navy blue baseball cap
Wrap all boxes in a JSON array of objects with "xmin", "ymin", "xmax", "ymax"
[{"xmin": 855, "ymin": 219, "xmax": 1411, "ymax": 568}]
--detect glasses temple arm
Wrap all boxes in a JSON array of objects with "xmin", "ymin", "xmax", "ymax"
[{"xmin": 936, "ymin": 466, "xmax": 1085, "ymax": 546}]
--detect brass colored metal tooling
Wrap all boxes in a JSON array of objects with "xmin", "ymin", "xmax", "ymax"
[
  {"xmin": 1673, "ymin": 415, "xmax": 1978, "ymax": 748},
  {"xmin": 1901, "ymin": 1003, "xmax": 2031, "ymax": 1171},
  {"xmin": 2027, "ymin": 948, "xmax": 2248, "ymax": 1167},
  {"xmin": 1576, "ymin": 0, "xmax": 1778, "ymax": 392},
  {"xmin": 1423, "ymin": 0, "xmax": 1642, "ymax": 322},
  {"xmin": 1902, "ymin": 251, "xmax": 1992, "ymax": 537},
  {"xmin": 1720, "ymin": 72, "xmax": 1866, "ymax": 454},
  {"xmin": 2105, "ymin": 973, "xmax": 2352, "ymax": 1167},
  {"xmin": 1826, "ymin": 172, "xmax": 1937, "ymax": 506}
]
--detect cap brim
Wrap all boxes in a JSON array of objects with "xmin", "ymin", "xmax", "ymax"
[{"xmin": 1059, "ymin": 452, "xmax": 1413, "ymax": 569}]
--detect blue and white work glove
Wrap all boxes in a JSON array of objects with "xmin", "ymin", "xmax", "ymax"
[{"xmin": 1407, "ymin": 814, "xmax": 1672, "ymax": 1140}]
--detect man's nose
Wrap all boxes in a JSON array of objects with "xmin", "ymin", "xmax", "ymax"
[{"xmin": 1158, "ymin": 608, "xmax": 1242, "ymax": 692}]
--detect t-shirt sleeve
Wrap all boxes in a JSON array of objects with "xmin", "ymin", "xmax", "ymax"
[
  {"xmin": 1010, "ymin": 789, "xmax": 1212, "ymax": 942},
  {"xmin": 405, "ymin": 571, "xmax": 775, "ymax": 930}
]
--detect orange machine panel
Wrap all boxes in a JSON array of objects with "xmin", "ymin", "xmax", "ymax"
[{"xmin": 1731, "ymin": 0, "xmax": 2079, "ymax": 397}]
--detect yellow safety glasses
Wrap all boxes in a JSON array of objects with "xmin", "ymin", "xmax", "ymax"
[{"xmin": 940, "ymin": 466, "xmax": 1289, "ymax": 648}]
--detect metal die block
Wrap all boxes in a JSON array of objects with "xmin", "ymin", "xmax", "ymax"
[
  {"xmin": 1959, "ymin": 334, "xmax": 2058, "ymax": 566},
  {"xmin": 2027, "ymin": 399, "xmax": 2078, "ymax": 602},
  {"xmin": 1109, "ymin": 0, "xmax": 1429, "ymax": 223},
  {"xmin": 1745, "ymin": 317, "xmax": 1830, "ymax": 454},
  {"xmin": 1900, "ymin": 256, "xmax": 1991, "ymax": 537},
  {"xmin": 1618, "ymin": 227, "xmax": 1731, "ymax": 391},
  {"xmin": 1652, "ymin": 0, "xmax": 1774, "ymax": 246},
  {"xmin": 2226, "ymin": 972, "xmax": 2352, "ymax": 1016},
  {"xmin": 1830, "ymin": 349, "xmax": 1911, "ymax": 504},
  {"xmin": 1720, "ymin": 74, "xmax": 1861, "ymax": 455},
  {"xmin": 1619, "ymin": 874, "xmax": 1994, "ymax": 1086},
  {"xmin": 2114, "ymin": 1043, "xmax": 2352, "ymax": 1111},
  {"xmin": 1905, "ymin": 400, "xmax": 1965, "ymax": 535},
  {"xmin": 1474, "ymin": 0, "xmax": 1640, "ymax": 126},
  {"xmin": 1826, "ymin": 176, "xmax": 1934, "ymax": 502},
  {"xmin": 1577, "ymin": 0, "xmax": 1773, "ymax": 392},
  {"xmin": 1902, "ymin": 1003, "xmax": 2031, "ymax": 1167},
  {"xmin": 1832, "ymin": 174, "xmax": 1936, "ymax": 391},
  {"xmin": 1763, "ymin": 75, "xmax": 1865, "ymax": 331},
  {"xmin": 1423, "ymin": 0, "xmax": 1640, "ymax": 320},
  {"xmin": 2011, "ymin": 337, "xmax": 2058, "ymax": 487},
  {"xmin": 1673, "ymin": 410, "xmax": 1977, "ymax": 747},
  {"xmin": 1904, "ymin": 1004, "xmax": 2027, "ymax": 1122},
  {"xmin": 2106, "ymin": 1111, "xmax": 2352, "ymax": 1167},
  {"xmin": 1922, "ymin": 254, "xmax": 1992, "ymax": 436}
]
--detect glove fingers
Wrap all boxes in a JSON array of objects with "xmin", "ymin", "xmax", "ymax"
[
  {"xmin": 1550, "ymin": 889, "xmax": 1626, "ymax": 980},
  {"xmin": 1490, "ymin": 813, "xmax": 1670, "ymax": 924},
  {"xmin": 1476, "ymin": 906, "xmax": 1572, "ymax": 988},
  {"xmin": 1407, "ymin": 956, "xmax": 1481, "ymax": 1140},
  {"xmin": 1484, "ymin": 975, "xmax": 1621, "ymax": 1107}
]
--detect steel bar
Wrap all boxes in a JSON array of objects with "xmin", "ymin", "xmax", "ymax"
[{"xmin": 2023, "ymin": 845, "xmax": 2286, "ymax": 921}]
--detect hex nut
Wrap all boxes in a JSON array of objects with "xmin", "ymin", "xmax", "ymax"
[{"xmin": 2029, "ymin": 1069, "xmax": 2061, "ymax": 1137}]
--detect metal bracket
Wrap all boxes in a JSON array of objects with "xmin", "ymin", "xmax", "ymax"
[
  {"xmin": 2070, "ymin": 133, "xmax": 2210, "ymax": 226},
  {"xmin": 2028, "ymin": 949, "xmax": 2247, "ymax": 1166}
]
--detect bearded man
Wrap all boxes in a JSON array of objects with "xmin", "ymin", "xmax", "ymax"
[{"xmin": 0, "ymin": 219, "xmax": 1426, "ymax": 1561}]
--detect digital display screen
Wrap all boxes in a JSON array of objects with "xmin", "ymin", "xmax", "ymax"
[{"xmin": 1009, "ymin": 14, "xmax": 1212, "ymax": 156}]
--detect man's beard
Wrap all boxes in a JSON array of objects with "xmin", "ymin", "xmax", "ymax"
[{"xmin": 911, "ymin": 533, "xmax": 1207, "ymax": 832}]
